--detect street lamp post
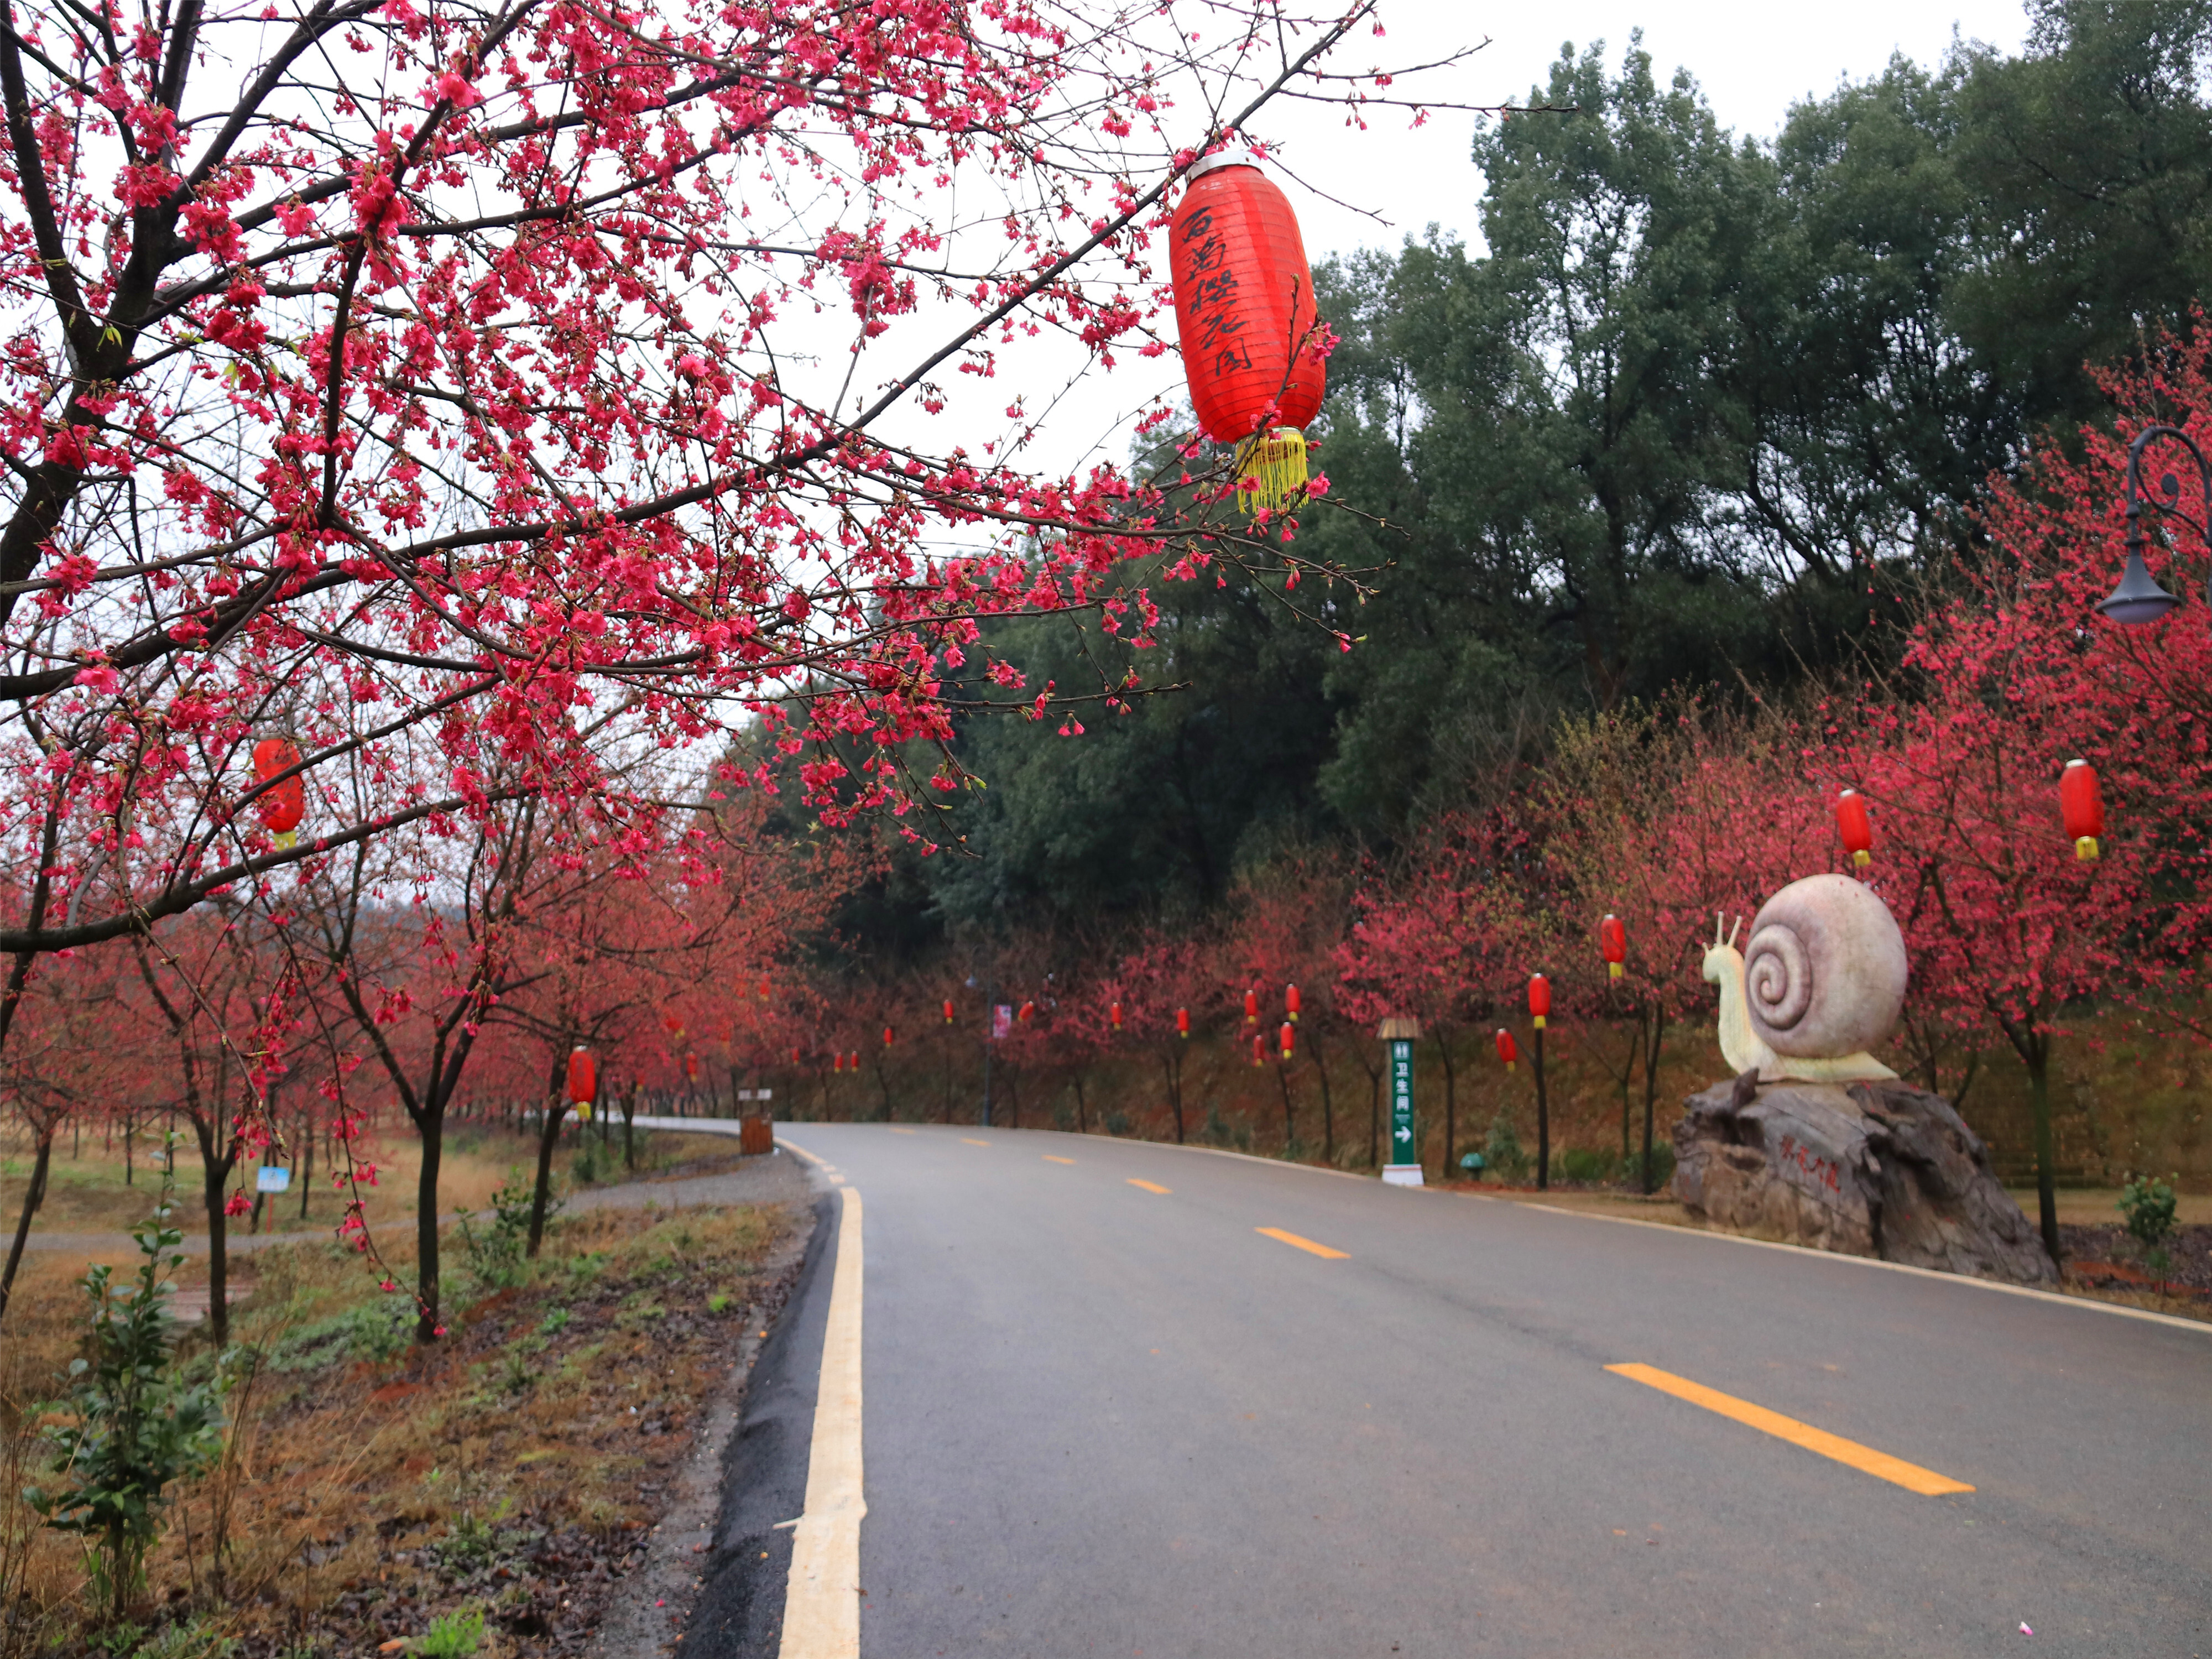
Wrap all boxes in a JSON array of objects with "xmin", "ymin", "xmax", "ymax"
[{"xmin": 2098, "ymin": 424, "xmax": 2212, "ymax": 626}]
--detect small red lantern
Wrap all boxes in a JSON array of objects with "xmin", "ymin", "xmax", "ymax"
[
  {"xmin": 756, "ymin": 978, "xmax": 770, "ymax": 1000},
  {"xmin": 1017, "ymin": 1001, "xmax": 1035, "ymax": 1024},
  {"xmin": 1495, "ymin": 1029, "xmax": 1517, "ymax": 1072},
  {"xmin": 1243, "ymin": 987, "xmax": 1259, "ymax": 1024},
  {"xmin": 1285, "ymin": 983, "xmax": 1302, "ymax": 1023},
  {"xmin": 567, "ymin": 1045, "xmax": 596, "ymax": 1115},
  {"xmin": 252, "ymin": 737, "xmax": 305, "ymax": 849},
  {"xmin": 2060, "ymin": 758, "xmax": 2104, "ymax": 860},
  {"xmin": 832, "ymin": 1052, "xmax": 843, "ymax": 1073},
  {"xmin": 1837, "ymin": 788, "xmax": 1874, "ymax": 869},
  {"xmin": 1176, "ymin": 1007, "xmax": 1190, "ymax": 1039},
  {"xmin": 1279, "ymin": 1021, "xmax": 1295, "ymax": 1061},
  {"xmin": 883, "ymin": 1026, "xmax": 894, "ymax": 1048},
  {"xmin": 790, "ymin": 1046, "xmax": 802, "ymax": 1065},
  {"xmin": 685, "ymin": 1054, "xmax": 700, "ymax": 1082},
  {"xmin": 1599, "ymin": 914, "xmax": 1626, "ymax": 979},
  {"xmin": 663, "ymin": 1011, "xmax": 686, "ymax": 1037},
  {"xmin": 1528, "ymin": 974, "xmax": 1551, "ymax": 1030},
  {"xmin": 849, "ymin": 1050, "xmax": 860, "ymax": 1071},
  {"xmin": 942, "ymin": 998, "xmax": 954, "ymax": 1024},
  {"xmin": 1110, "ymin": 1001, "xmax": 1123, "ymax": 1031},
  {"xmin": 1250, "ymin": 1032, "xmax": 1265, "ymax": 1068}
]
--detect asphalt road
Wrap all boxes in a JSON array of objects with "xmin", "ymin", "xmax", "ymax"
[{"xmin": 714, "ymin": 1123, "xmax": 2211, "ymax": 1659}]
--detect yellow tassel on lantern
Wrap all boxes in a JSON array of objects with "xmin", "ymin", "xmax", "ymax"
[
  {"xmin": 2075, "ymin": 836, "xmax": 2100, "ymax": 861},
  {"xmin": 1235, "ymin": 427, "xmax": 1308, "ymax": 517},
  {"xmin": 275, "ymin": 830, "xmax": 297, "ymax": 851}
]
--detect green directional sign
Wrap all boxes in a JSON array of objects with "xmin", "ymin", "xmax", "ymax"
[{"xmin": 1381, "ymin": 1026, "xmax": 1423, "ymax": 1186}]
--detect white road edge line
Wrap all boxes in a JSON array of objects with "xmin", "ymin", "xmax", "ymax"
[
  {"xmin": 1500, "ymin": 1197, "xmax": 2212, "ymax": 1338},
  {"xmin": 780, "ymin": 1182, "xmax": 865, "ymax": 1658}
]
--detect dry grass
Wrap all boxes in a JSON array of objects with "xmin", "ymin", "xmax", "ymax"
[{"xmin": 0, "ymin": 1187, "xmax": 798, "ymax": 1657}]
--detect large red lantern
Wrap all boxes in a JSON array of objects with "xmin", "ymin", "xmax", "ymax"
[
  {"xmin": 2060, "ymin": 758, "xmax": 2103, "ymax": 860},
  {"xmin": 1495, "ymin": 1029, "xmax": 1517, "ymax": 1072},
  {"xmin": 1599, "ymin": 914, "xmax": 1626, "ymax": 979},
  {"xmin": 1528, "ymin": 973, "xmax": 1551, "ymax": 1029},
  {"xmin": 1285, "ymin": 983, "xmax": 1302, "ymax": 1023},
  {"xmin": 1279, "ymin": 1021, "xmax": 1295, "ymax": 1061},
  {"xmin": 1243, "ymin": 987, "xmax": 1259, "ymax": 1024},
  {"xmin": 1837, "ymin": 788, "xmax": 1874, "ymax": 869},
  {"xmin": 1176, "ymin": 1006, "xmax": 1190, "ymax": 1040},
  {"xmin": 566, "ymin": 1045, "xmax": 596, "ymax": 1108},
  {"xmin": 1169, "ymin": 153, "xmax": 1324, "ymax": 516},
  {"xmin": 252, "ymin": 737, "xmax": 305, "ymax": 849},
  {"xmin": 1017, "ymin": 1001, "xmax": 1035, "ymax": 1024}
]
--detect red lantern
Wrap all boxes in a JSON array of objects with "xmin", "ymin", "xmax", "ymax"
[
  {"xmin": 1495, "ymin": 1029, "xmax": 1517, "ymax": 1072},
  {"xmin": 663, "ymin": 1011, "xmax": 685, "ymax": 1037},
  {"xmin": 1528, "ymin": 973, "xmax": 1551, "ymax": 1030},
  {"xmin": 1599, "ymin": 914, "xmax": 1626, "ymax": 979},
  {"xmin": 1176, "ymin": 1007, "xmax": 1190, "ymax": 1040},
  {"xmin": 832, "ymin": 1052, "xmax": 843, "ymax": 1073},
  {"xmin": 1837, "ymin": 788, "xmax": 1874, "ymax": 869},
  {"xmin": 1243, "ymin": 986, "xmax": 1259, "ymax": 1024},
  {"xmin": 849, "ymin": 1050, "xmax": 860, "ymax": 1071},
  {"xmin": 1170, "ymin": 153, "xmax": 1323, "ymax": 515},
  {"xmin": 942, "ymin": 998, "xmax": 954, "ymax": 1024},
  {"xmin": 566, "ymin": 1045, "xmax": 596, "ymax": 1106},
  {"xmin": 1250, "ymin": 1032, "xmax": 1265, "ymax": 1068},
  {"xmin": 757, "ymin": 978, "xmax": 770, "ymax": 1000},
  {"xmin": 790, "ymin": 1046, "xmax": 802, "ymax": 1065},
  {"xmin": 252, "ymin": 737, "xmax": 305, "ymax": 848},
  {"xmin": 1279, "ymin": 1021, "xmax": 1295, "ymax": 1061},
  {"xmin": 1017, "ymin": 1001, "xmax": 1035, "ymax": 1024},
  {"xmin": 685, "ymin": 1054, "xmax": 699, "ymax": 1081},
  {"xmin": 883, "ymin": 1026, "xmax": 894, "ymax": 1047},
  {"xmin": 1285, "ymin": 983, "xmax": 1302, "ymax": 1023},
  {"xmin": 2060, "ymin": 758, "xmax": 2104, "ymax": 860},
  {"xmin": 1110, "ymin": 1001, "xmax": 1123, "ymax": 1031}
]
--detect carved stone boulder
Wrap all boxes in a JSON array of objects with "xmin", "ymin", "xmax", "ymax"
[{"xmin": 1671, "ymin": 1077, "xmax": 2056, "ymax": 1285}]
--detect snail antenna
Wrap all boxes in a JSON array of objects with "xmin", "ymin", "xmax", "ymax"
[{"xmin": 1728, "ymin": 915, "xmax": 1743, "ymax": 951}]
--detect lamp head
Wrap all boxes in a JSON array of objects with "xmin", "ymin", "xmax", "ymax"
[{"xmin": 2099, "ymin": 544, "xmax": 2182, "ymax": 627}]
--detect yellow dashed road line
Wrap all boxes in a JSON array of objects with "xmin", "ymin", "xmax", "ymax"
[
  {"xmin": 1606, "ymin": 1363, "xmax": 1973, "ymax": 1496},
  {"xmin": 1126, "ymin": 1178, "xmax": 1171, "ymax": 1194},
  {"xmin": 1256, "ymin": 1227, "xmax": 1349, "ymax": 1260}
]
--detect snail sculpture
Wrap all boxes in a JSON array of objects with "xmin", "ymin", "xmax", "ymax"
[{"xmin": 1701, "ymin": 873, "xmax": 1907, "ymax": 1083}]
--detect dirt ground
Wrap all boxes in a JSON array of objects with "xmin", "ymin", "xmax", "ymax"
[{"xmin": 0, "ymin": 1145, "xmax": 806, "ymax": 1658}]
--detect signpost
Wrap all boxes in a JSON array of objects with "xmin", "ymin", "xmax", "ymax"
[{"xmin": 1379, "ymin": 1016, "xmax": 1423, "ymax": 1187}]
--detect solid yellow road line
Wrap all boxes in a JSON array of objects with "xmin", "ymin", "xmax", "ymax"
[
  {"xmin": 781, "ymin": 1186, "xmax": 865, "ymax": 1656},
  {"xmin": 1127, "ymin": 1178, "xmax": 1171, "ymax": 1194},
  {"xmin": 960, "ymin": 1137, "xmax": 990, "ymax": 1146},
  {"xmin": 1605, "ymin": 1363, "xmax": 1973, "ymax": 1496},
  {"xmin": 1256, "ymin": 1227, "xmax": 1349, "ymax": 1260},
  {"xmin": 1042, "ymin": 1155, "xmax": 1076, "ymax": 1165}
]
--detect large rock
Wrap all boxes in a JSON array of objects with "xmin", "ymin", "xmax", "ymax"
[{"xmin": 1671, "ymin": 1077, "xmax": 2056, "ymax": 1285}]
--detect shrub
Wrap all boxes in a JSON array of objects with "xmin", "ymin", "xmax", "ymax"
[
  {"xmin": 2119, "ymin": 1173, "xmax": 2179, "ymax": 1278},
  {"xmin": 23, "ymin": 1180, "xmax": 230, "ymax": 1617},
  {"xmin": 270, "ymin": 1294, "xmax": 416, "ymax": 1372},
  {"xmin": 1482, "ymin": 1113, "xmax": 1531, "ymax": 1183},
  {"xmin": 1625, "ymin": 1142, "xmax": 1676, "ymax": 1192},
  {"xmin": 455, "ymin": 1171, "xmax": 544, "ymax": 1292},
  {"xmin": 1557, "ymin": 1147, "xmax": 1616, "ymax": 1185},
  {"xmin": 418, "ymin": 1605, "xmax": 486, "ymax": 1658}
]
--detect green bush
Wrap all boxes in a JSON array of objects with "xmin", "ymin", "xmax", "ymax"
[
  {"xmin": 417, "ymin": 1605, "xmax": 486, "ymax": 1658},
  {"xmin": 270, "ymin": 1293, "xmax": 415, "ymax": 1372},
  {"xmin": 455, "ymin": 1171, "xmax": 542, "ymax": 1292},
  {"xmin": 1557, "ymin": 1147, "xmax": 1617, "ymax": 1184},
  {"xmin": 1482, "ymin": 1113, "xmax": 1531, "ymax": 1183},
  {"xmin": 23, "ymin": 1178, "xmax": 231, "ymax": 1617},
  {"xmin": 2119, "ymin": 1173, "xmax": 2179, "ymax": 1277},
  {"xmin": 1625, "ymin": 1142, "xmax": 1676, "ymax": 1192}
]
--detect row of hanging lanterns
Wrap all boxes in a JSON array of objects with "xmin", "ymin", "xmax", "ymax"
[{"xmin": 1835, "ymin": 762, "xmax": 2106, "ymax": 865}]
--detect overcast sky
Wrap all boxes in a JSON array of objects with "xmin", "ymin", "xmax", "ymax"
[{"xmin": 1274, "ymin": 0, "xmax": 2035, "ymax": 265}]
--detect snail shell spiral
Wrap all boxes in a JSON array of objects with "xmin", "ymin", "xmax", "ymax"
[{"xmin": 1743, "ymin": 873, "xmax": 1908, "ymax": 1060}]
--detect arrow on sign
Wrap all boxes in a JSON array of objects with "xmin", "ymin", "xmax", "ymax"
[{"xmin": 1395, "ymin": 1126, "xmax": 1413, "ymax": 1142}]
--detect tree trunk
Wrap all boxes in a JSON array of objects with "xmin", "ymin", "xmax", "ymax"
[
  {"xmin": 2028, "ymin": 1039, "xmax": 2060, "ymax": 1265},
  {"xmin": 1071, "ymin": 1071, "xmax": 1088, "ymax": 1135},
  {"xmin": 1433, "ymin": 1027, "xmax": 1457, "ymax": 1178},
  {"xmin": 1640, "ymin": 1000, "xmax": 1667, "ymax": 1196},
  {"xmin": 623, "ymin": 1082, "xmax": 639, "ymax": 1172},
  {"xmin": 526, "ymin": 1098, "xmax": 567, "ymax": 1259},
  {"xmin": 1162, "ymin": 1051, "xmax": 1185, "ymax": 1143},
  {"xmin": 0, "ymin": 1126, "xmax": 55, "ymax": 1330},
  {"xmin": 1311, "ymin": 1036, "xmax": 1334, "ymax": 1164},
  {"xmin": 299, "ymin": 1105, "xmax": 314, "ymax": 1219},
  {"xmin": 415, "ymin": 1104, "xmax": 445, "ymax": 1342},
  {"xmin": 195, "ymin": 1121, "xmax": 236, "ymax": 1346},
  {"xmin": 1275, "ymin": 1061, "xmax": 1296, "ymax": 1154}
]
